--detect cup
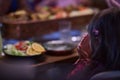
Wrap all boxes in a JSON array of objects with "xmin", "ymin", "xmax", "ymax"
[{"xmin": 59, "ymin": 21, "xmax": 72, "ymax": 43}]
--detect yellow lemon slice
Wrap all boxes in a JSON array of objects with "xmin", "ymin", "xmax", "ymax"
[
  {"xmin": 32, "ymin": 43, "xmax": 45, "ymax": 53},
  {"xmin": 26, "ymin": 46, "xmax": 42, "ymax": 56}
]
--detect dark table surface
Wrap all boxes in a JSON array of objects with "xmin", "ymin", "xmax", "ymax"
[{"xmin": 0, "ymin": 51, "xmax": 79, "ymax": 80}]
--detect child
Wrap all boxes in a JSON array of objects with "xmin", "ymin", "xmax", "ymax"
[{"xmin": 67, "ymin": 8, "xmax": 120, "ymax": 80}]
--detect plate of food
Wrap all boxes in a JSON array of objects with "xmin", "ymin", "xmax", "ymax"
[
  {"xmin": 43, "ymin": 40, "xmax": 75, "ymax": 56},
  {"xmin": 3, "ymin": 41, "xmax": 46, "ymax": 58}
]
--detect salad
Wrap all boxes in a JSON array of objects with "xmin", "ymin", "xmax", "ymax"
[{"xmin": 4, "ymin": 41, "xmax": 45, "ymax": 56}]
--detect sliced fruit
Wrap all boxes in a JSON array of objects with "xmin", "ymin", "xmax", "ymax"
[
  {"xmin": 32, "ymin": 43, "xmax": 45, "ymax": 52},
  {"xmin": 26, "ymin": 46, "xmax": 42, "ymax": 56}
]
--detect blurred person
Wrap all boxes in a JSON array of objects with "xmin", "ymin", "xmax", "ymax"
[
  {"xmin": 35, "ymin": 0, "xmax": 93, "ymax": 11},
  {"xmin": 37, "ymin": 0, "xmax": 107, "ymax": 8},
  {"xmin": 106, "ymin": 0, "xmax": 120, "ymax": 8},
  {"xmin": 35, "ymin": 0, "xmax": 80, "ymax": 7},
  {"xmin": 35, "ymin": 0, "xmax": 108, "ymax": 12},
  {"xmin": 66, "ymin": 8, "xmax": 120, "ymax": 80}
]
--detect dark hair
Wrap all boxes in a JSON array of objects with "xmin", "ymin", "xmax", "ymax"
[{"xmin": 88, "ymin": 8, "xmax": 120, "ymax": 70}]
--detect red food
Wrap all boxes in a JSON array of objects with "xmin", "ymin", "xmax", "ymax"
[
  {"xmin": 78, "ymin": 6, "xmax": 87, "ymax": 11},
  {"xmin": 15, "ymin": 41, "xmax": 28, "ymax": 51}
]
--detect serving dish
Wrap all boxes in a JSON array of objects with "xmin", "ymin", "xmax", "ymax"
[
  {"xmin": 1, "ymin": 6, "xmax": 97, "ymax": 40},
  {"xmin": 2, "ymin": 6, "xmax": 95, "ymax": 22},
  {"xmin": 43, "ymin": 40, "xmax": 75, "ymax": 56},
  {"xmin": 3, "ymin": 41, "xmax": 46, "ymax": 58}
]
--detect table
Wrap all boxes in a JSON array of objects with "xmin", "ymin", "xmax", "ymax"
[
  {"xmin": 33, "ymin": 51, "xmax": 79, "ymax": 67},
  {"xmin": 0, "ymin": 51, "xmax": 79, "ymax": 80},
  {"xmin": 0, "ymin": 50, "xmax": 79, "ymax": 66}
]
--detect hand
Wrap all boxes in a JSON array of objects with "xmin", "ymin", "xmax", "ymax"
[{"xmin": 77, "ymin": 33, "xmax": 91, "ymax": 59}]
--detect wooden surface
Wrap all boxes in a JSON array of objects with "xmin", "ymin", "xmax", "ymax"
[
  {"xmin": 0, "ymin": 51, "xmax": 78, "ymax": 80},
  {"xmin": 0, "ymin": 50, "xmax": 78, "ymax": 66},
  {"xmin": 0, "ymin": 49, "xmax": 79, "ymax": 80},
  {"xmin": 32, "ymin": 51, "xmax": 79, "ymax": 67}
]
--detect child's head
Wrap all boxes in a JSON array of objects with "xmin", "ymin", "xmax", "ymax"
[{"xmin": 88, "ymin": 8, "xmax": 120, "ymax": 69}]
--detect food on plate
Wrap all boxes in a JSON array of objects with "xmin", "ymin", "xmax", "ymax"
[
  {"xmin": 4, "ymin": 41, "xmax": 45, "ymax": 56},
  {"xmin": 12, "ymin": 10, "xmax": 27, "ymax": 15},
  {"xmin": 26, "ymin": 46, "xmax": 41, "ymax": 56},
  {"xmin": 37, "ymin": 13, "xmax": 50, "ymax": 20},
  {"xmin": 5, "ymin": 10, "xmax": 29, "ymax": 21},
  {"xmin": 31, "ymin": 43, "xmax": 45, "ymax": 52},
  {"xmin": 9, "ymin": 10, "xmax": 27, "ymax": 17},
  {"xmin": 55, "ymin": 11, "xmax": 68, "ymax": 19},
  {"xmin": 30, "ymin": 13, "xmax": 39, "ymax": 21},
  {"xmin": 64, "ymin": 5, "xmax": 75, "ymax": 13},
  {"xmin": 69, "ymin": 8, "xmax": 94, "ymax": 17},
  {"xmin": 2, "ymin": 5, "xmax": 95, "ymax": 22},
  {"xmin": 78, "ymin": 6, "xmax": 87, "ymax": 11},
  {"xmin": 49, "ymin": 7, "xmax": 62, "ymax": 14}
]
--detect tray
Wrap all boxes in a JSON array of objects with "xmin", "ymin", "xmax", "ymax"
[{"xmin": 1, "ymin": 13, "xmax": 94, "ymax": 40}]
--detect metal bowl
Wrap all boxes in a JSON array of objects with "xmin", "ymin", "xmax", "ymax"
[{"xmin": 43, "ymin": 40, "xmax": 75, "ymax": 56}]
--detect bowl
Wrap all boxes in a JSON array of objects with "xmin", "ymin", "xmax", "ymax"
[{"xmin": 43, "ymin": 40, "xmax": 75, "ymax": 56}]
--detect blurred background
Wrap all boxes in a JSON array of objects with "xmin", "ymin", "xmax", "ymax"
[
  {"xmin": 0, "ymin": 0, "xmax": 108, "ymax": 45},
  {"xmin": 0, "ymin": 0, "xmax": 110, "ymax": 80}
]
